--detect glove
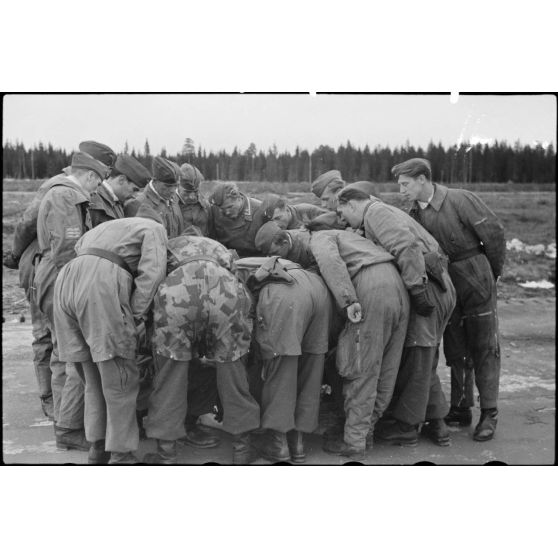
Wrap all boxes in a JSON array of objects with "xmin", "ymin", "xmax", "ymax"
[
  {"xmin": 3, "ymin": 251, "xmax": 20, "ymax": 270},
  {"xmin": 410, "ymin": 287, "xmax": 435, "ymax": 317}
]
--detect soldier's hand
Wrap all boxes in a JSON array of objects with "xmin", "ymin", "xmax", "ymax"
[
  {"xmin": 3, "ymin": 251, "xmax": 20, "ymax": 270},
  {"xmin": 410, "ymin": 287, "xmax": 435, "ymax": 317},
  {"xmin": 346, "ymin": 302, "xmax": 363, "ymax": 324}
]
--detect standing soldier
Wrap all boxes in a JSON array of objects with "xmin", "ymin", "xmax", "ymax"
[
  {"xmin": 135, "ymin": 156, "xmax": 183, "ymax": 238},
  {"xmin": 261, "ymin": 195, "xmax": 326, "ymax": 230},
  {"xmin": 208, "ymin": 182, "xmax": 268, "ymax": 257},
  {"xmin": 89, "ymin": 154, "xmax": 151, "ymax": 228},
  {"xmin": 3, "ymin": 141, "xmax": 115, "ymax": 419},
  {"xmin": 53, "ymin": 217, "xmax": 168, "ymax": 464},
  {"xmin": 392, "ymin": 158, "xmax": 505, "ymax": 441},
  {"xmin": 176, "ymin": 163, "xmax": 212, "ymax": 236},
  {"xmin": 337, "ymin": 184, "xmax": 456, "ymax": 448},
  {"xmin": 35, "ymin": 151, "xmax": 109, "ymax": 450},
  {"xmin": 144, "ymin": 235, "xmax": 260, "ymax": 464}
]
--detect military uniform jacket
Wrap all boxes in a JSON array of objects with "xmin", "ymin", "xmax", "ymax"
[
  {"xmin": 363, "ymin": 198, "xmax": 441, "ymax": 292},
  {"xmin": 176, "ymin": 191, "xmax": 212, "ymax": 236},
  {"xmin": 12, "ymin": 170, "xmax": 69, "ymax": 258},
  {"xmin": 34, "ymin": 176, "xmax": 90, "ymax": 312},
  {"xmin": 135, "ymin": 183, "xmax": 184, "ymax": 239},
  {"xmin": 310, "ymin": 229, "xmax": 394, "ymax": 310},
  {"xmin": 409, "ymin": 183, "xmax": 505, "ymax": 278},
  {"xmin": 74, "ymin": 217, "xmax": 168, "ymax": 322},
  {"xmin": 287, "ymin": 203, "xmax": 327, "ymax": 229},
  {"xmin": 88, "ymin": 182, "xmax": 125, "ymax": 228},
  {"xmin": 209, "ymin": 194, "xmax": 267, "ymax": 257}
]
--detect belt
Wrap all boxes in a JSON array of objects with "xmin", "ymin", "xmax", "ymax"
[
  {"xmin": 175, "ymin": 254, "xmax": 221, "ymax": 267},
  {"xmin": 78, "ymin": 248, "xmax": 134, "ymax": 277},
  {"xmin": 449, "ymin": 246, "xmax": 483, "ymax": 264}
]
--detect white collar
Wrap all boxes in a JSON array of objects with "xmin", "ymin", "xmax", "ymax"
[
  {"xmin": 103, "ymin": 180, "xmax": 119, "ymax": 202},
  {"xmin": 418, "ymin": 190, "xmax": 434, "ymax": 210}
]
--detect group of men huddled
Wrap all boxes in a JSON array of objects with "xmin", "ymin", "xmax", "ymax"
[{"xmin": 3, "ymin": 140, "xmax": 506, "ymax": 464}]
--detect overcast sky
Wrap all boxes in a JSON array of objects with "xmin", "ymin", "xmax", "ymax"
[{"xmin": 3, "ymin": 94, "xmax": 556, "ymax": 155}]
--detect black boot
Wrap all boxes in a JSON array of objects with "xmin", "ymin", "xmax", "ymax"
[
  {"xmin": 260, "ymin": 430, "xmax": 290, "ymax": 462},
  {"xmin": 444, "ymin": 406, "xmax": 472, "ymax": 427},
  {"xmin": 180, "ymin": 424, "xmax": 221, "ymax": 449},
  {"xmin": 376, "ymin": 420, "xmax": 419, "ymax": 447},
  {"xmin": 109, "ymin": 451, "xmax": 140, "ymax": 464},
  {"xmin": 55, "ymin": 426, "xmax": 90, "ymax": 451},
  {"xmin": 232, "ymin": 432, "xmax": 259, "ymax": 465},
  {"xmin": 88, "ymin": 439, "xmax": 111, "ymax": 464},
  {"xmin": 287, "ymin": 430, "xmax": 306, "ymax": 463},
  {"xmin": 144, "ymin": 439, "xmax": 178, "ymax": 464},
  {"xmin": 422, "ymin": 419, "xmax": 451, "ymax": 446},
  {"xmin": 136, "ymin": 409, "xmax": 148, "ymax": 440},
  {"xmin": 473, "ymin": 408, "xmax": 498, "ymax": 441}
]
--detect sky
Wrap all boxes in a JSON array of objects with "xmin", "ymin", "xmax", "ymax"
[{"xmin": 2, "ymin": 93, "xmax": 556, "ymax": 155}]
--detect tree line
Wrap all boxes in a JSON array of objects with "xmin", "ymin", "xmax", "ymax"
[{"xmin": 3, "ymin": 139, "xmax": 556, "ymax": 184}]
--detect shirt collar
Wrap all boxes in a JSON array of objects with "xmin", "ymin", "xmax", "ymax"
[
  {"xmin": 148, "ymin": 180, "xmax": 170, "ymax": 204},
  {"xmin": 426, "ymin": 183, "xmax": 448, "ymax": 212},
  {"xmin": 102, "ymin": 180, "xmax": 119, "ymax": 202},
  {"xmin": 417, "ymin": 189, "xmax": 434, "ymax": 210}
]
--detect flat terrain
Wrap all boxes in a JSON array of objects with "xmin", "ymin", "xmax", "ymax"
[{"xmin": 2, "ymin": 180, "xmax": 555, "ymax": 464}]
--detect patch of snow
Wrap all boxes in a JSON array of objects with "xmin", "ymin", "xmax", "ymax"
[
  {"xmin": 519, "ymin": 280, "xmax": 555, "ymax": 289},
  {"xmin": 506, "ymin": 238, "xmax": 556, "ymax": 259}
]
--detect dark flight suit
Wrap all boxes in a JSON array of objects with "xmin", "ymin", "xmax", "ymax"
[
  {"xmin": 88, "ymin": 181, "xmax": 125, "ymax": 228},
  {"xmin": 410, "ymin": 183, "xmax": 505, "ymax": 410}
]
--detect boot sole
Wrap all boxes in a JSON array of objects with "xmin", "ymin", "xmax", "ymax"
[
  {"xmin": 380, "ymin": 438, "xmax": 419, "ymax": 448},
  {"xmin": 444, "ymin": 420, "xmax": 472, "ymax": 427},
  {"xmin": 56, "ymin": 442, "xmax": 89, "ymax": 451},
  {"xmin": 289, "ymin": 456, "xmax": 306, "ymax": 464},
  {"xmin": 179, "ymin": 439, "xmax": 221, "ymax": 449},
  {"xmin": 473, "ymin": 433, "xmax": 495, "ymax": 442}
]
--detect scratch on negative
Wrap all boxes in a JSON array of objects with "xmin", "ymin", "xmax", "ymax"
[{"xmin": 474, "ymin": 218, "xmax": 487, "ymax": 225}]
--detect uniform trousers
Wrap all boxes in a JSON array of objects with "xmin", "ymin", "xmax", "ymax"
[
  {"xmin": 145, "ymin": 354, "xmax": 260, "ymax": 441},
  {"xmin": 444, "ymin": 254, "xmax": 501, "ymax": 409},
  {"xmin": 74, "ymin": 358, "xmax": 140, "ymax": 452},
  {"xmin": 40, "ymin": 282, "xmax": 84, "ymax": 429},
  {"xmin": 338, "ymin": 263, "xmax": 410, "ymax": 449},
  {"xmin": 260, "ymin": 353, "xmax": 325, "ymax": 433}
]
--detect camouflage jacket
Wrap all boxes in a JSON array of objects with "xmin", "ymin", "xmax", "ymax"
[
  {"xmin": 88, "ymin": 181, "xmax": 125, "ymax": 228},
  {"xmin": 166, "ymin": 235, "xmax": 233, "ymax": 274},
  {"xmin": 409, "ymin": 183, "xmax": 506, "ymax": 278}
]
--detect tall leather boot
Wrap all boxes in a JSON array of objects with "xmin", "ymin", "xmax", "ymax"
[
  {"xmin": 473, "ymin": 408, "xmax": 498, "ymax": 441},
  {"xmin": 232, "ymin": 432, "xmax": 259, "ymax": 465},
  {"xmin": 55, "ymin": 426, "xmax": 90, "ymax": 451},
  {"xmin": 287, "ymin": 430, "xmax": 306, "ymax": 463},
  {"xmin": 143, "ymin": 440, "xmax": 178, "ymax": 464},
  {"xmin": 88, "ymin": 439, "xmax": 111, "ymax": 464},
  {"xmin": 260, "ymin": 430, "xmax": 290, "ymax": 462}
]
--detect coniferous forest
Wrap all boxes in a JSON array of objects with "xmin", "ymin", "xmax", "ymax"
[{"xmin": 2, "ymin": 139, "xmax": 555, "ymax": 184}]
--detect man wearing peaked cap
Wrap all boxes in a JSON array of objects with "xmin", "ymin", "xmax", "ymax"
[
  {"xmin": 134, "ymin": 156, "xmax": 183, "ymax": 238},
  {"xmin": 79, "ymin": 140, "xmax": 117, "ymax": 174},
  {"xmin": 89, "ymin": 154, "xmax": 152, "ymax": 228},
  {"xmin": 33, "ymin": 150, "xmax": 110, "ymax": 451},
  {"xmin": 2, "ymin": 140, "xmax": 117, "ymax": 423},
  {"xmin": 346, "ymin": 181, "xmax": 380, "ymax": 198},
  {"xmin": 261, "ymin": 194, "xmax": 326, "ymax": 231},
  {"xmin": 176, "ymin": 163, "xmax": 212, "ymax": 236},
  {"xmin": 311, "ymin": 169, "xmax": 345, "ymax": 211}
]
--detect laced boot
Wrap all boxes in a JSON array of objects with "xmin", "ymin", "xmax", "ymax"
[
  {"xmin": 232, "ymin": 432, "xmax": 259, "ymax": 465},
  {"xmin": 444, "ymin": 406, "xmax": 472, "ymax": 427},
  {"xmin": 143, "ymin": 440, "xmax": 178, "ymax": 464},
  {"xmin": 473, "ymin": 408, "xmax": 498, "ymax": 441},
  {"xmin": 260, "ymin": 430, "xmax": 290, "ymax": 463},
  {"xmin": 180, "ymin": 421, "xmax": 221, "ymax": 448},
  {"xmin": 421, "ymin": 419, "xmax": 451, "ymax": 446},
  {"xmin": 109, "ymin": 451, "xmax": 140, "ymax": 464},
  {"xmin": 287, "ymin": 430, "xmax": 306, "ymax": 463},
  {"xmin": 55, "ymin": 426, "xmax": 90, "ymax": 451},
  {"xmin": 40, "ymin": 395, "xmax": 54, "ymax": 420},
  {"xmin": 376, "ymin": 420, "xmax": 419, "ymax": 447}
]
